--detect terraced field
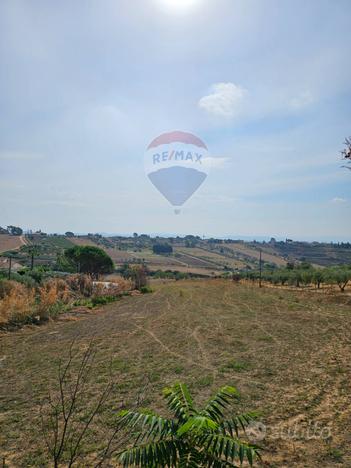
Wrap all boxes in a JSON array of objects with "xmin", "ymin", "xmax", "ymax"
[
  {"xmin": 1, "ymin": 280, "xmax": 350, "ymax": 467},
  {"xmin": 175, "ymin": 247, "xmax": 246, "ymax": 270},
  {"xmin": 273, "ymin": 242, "xmax": 351, "ymax": 266}
]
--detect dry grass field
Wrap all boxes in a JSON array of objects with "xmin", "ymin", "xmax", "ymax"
[
  {"xmin": 69, "ymin": 237, "xmax": 100, "ymax": 248},
  {"xmin": 221, "ymin": 244, "xmax": 287, "ymax": 267},
  {"xmin": 175, "ymin": 247, "xmax": 246, "ymax": 270},
  {"xmin": 0, "ymin": 235, "xmax": 25, "ymax": 253},
  {"xmin": 0, "ymin": 280, "xmax": 350, "ymax": 467},
  {"xmin": 102, "ymin": 247, "xmax": 134, "ymax": 263}
]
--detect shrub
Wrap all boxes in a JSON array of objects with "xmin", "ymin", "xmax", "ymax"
[
  {"xmin": 0, "ymin": 273, "xmax": 132, "ymax": 328},
  {"xmin": 0, "ymin": 279, "xmax": 15, "ymax": 299},
  {"xmin": 140, "ymin": 285, "xmax": 152, "ymax": 294},
  {"xmin": 27, "ymin": 268, "xmax": 44, "ymax": 283},
  {"xmin": 106, "ymin": 276, "xmax": 132, "ymax": 293},
  {"xmin": 122, "ymin": 265, "xmax": 149, "ymax": 290},
  {"xmin": 0, "ymin": 282, "xmax": 36, "ymax": 326},
  {"xmin": 37, "ymin": 279, "xmax": 71, "ymax": 319},
  {"xmin": 66, "ymin": 274, "xmax": 93, "ymax": 297},
  {"xmin": 0, "ymin": 271, "xmax": 37, "ymax": 288},
  {"xmin": 91, "ymin": 295, "xmax": 118, "ymax": 306}
]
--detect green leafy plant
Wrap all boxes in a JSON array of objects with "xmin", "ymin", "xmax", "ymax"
[
  {"xmin": 91, "ymin": 294, "xmax": 119, "ymax": 306},
  {"xmin": 117, "ymin": 382, "xmax": 260, "ymax": 467}
]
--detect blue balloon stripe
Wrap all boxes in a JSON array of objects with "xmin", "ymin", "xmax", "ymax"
[{"xmin": 148, "ymin": 166, "xmax": 207, "ymax": 206}]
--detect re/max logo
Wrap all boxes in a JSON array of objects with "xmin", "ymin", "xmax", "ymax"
[{"xmin": 153, "ymin": 150, "xmax": 202, "ymax": 164}]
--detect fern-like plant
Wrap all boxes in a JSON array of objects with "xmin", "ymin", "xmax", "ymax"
[{"xmin": 117, "ymin": 382, "xmax": 261, "ymax": 467}]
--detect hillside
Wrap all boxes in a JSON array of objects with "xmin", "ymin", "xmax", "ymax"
[
  {"xmin": 66, "ymin": 236, "xmax": 351, "ymax": 271},
  {"xmin": 272, "ymin": 241, "xmax": 351, "ymax": 266},
  {"xmin": 1, "ymin": 233, "xmax": 350, "ymax": 277},
  {"xmin": 0, "ymin": 280, "xmax": 350, "ymax": 466},
  {"xmin": 0, "ymin": 234, "xmax": 25, "ymax": 253}
]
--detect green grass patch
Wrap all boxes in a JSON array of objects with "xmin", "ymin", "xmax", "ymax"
[{"xmin": 220, "ymin": 360, "xmax": 250, "ymax": 372}]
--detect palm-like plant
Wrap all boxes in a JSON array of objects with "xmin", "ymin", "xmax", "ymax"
[{"xmin": 117, "ymin": 383, "xmax": 261, "ymax": 467}]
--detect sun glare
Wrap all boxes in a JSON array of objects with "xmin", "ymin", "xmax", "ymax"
[{"xmin": 157, "ymin": 0, "xmax": 200, "ymax": 13}]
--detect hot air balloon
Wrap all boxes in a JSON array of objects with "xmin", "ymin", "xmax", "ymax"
[{"xmin": 144, "ymin": 131, "xmax": 209, "ymax": 213}]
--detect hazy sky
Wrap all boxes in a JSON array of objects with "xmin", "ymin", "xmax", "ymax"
[{"xmin": 0, "ymin": 0, "xmax": 350, "ymax": 240}]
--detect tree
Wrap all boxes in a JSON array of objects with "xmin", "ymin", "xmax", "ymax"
[
  {"xmin": 341, "ymin": 136, "xmax": 351, "ymax": 170},
  {"xmin": 153, "ymin": 243, "xmax": 173, "ymax": 254},
  {"xmin": 63, "ymin": 246, "xmax": 114, "ymax": 279},
  {"xmin": 117, "ymin": 382, "xmax": 260, "ymax": 467},
  {"xmin": 312, "ymin": 269, "xmax": 324, "ymax": 289},
  {"xmin": 326, "ymin": 266, "xmax": 351, "ymax": 292},
  {"xmin": 300, "ymin": 269, "xmax": 313, "ymax": 287},
  {"xmin": 41, "ymin": 341, "xmax": 122, "ymax": 467},
  {"xmin": 7, "ymin": 225, "xmax": 23, "ymax": 236},
  {"xmin": 290, "ymin": 269, "xmax": 302, "ymax": 287},
  {"xmin": 277, "ymin": 269, "xmax": 290, "ymax": 286},
  {"xmin": 65, "ymin": 231, "xmax": 75, "ymax": 237}
]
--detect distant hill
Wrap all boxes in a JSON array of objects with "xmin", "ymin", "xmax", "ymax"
[
  {"xmin": 2, "ymin": 233, "xmax": 348, "ymax": 275},
  {"xmin": 270, "ymin": 240, "xmax": 351, "ymax": 266}
]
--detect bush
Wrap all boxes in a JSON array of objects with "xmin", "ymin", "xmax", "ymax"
[
  {"xmin": 0, "ymin": 279, "xmax": 15, "ymax": 299},
  {"xmin": 140, "ymin": 286, "xmax": 152, "ymax": 294},
  {"xmin": 91, "ymin": 295, "xmax": 118, "ymax": 306},
  {"xmin": 122, "ymin": 265, "xmax": 149, "ymax": 290},
  {"xmin": 0, "ymin": 271, "xmax": 37, "ymax": 288},
  {"xmin": 37, "ymin": 279, "xmax": 71, "ymax": 320},
  {"xmin": 27, "ymin": 269, "xmax": 44, "ymax": 283},
  {"xmin": 0, "ymin": 273, "xmax": 132, "ymax": 328},
  {"xmin": 66, "ymin": 274, "xmax": 93, "ymax": 297},
  {"xmin": 0, "ymin": 281, "xmax": 36, "ymax": 326}
]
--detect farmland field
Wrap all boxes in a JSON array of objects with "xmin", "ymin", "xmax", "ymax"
[
  {"xmin": 0, "ymin": 280, "xmax": 350, "ymax": 467},
  {"xmin": 218, "ymin": 243, "xmax": 287, "ymax": 267},
  {"xmin": 6, "ymin": 234, "xmax": 351, "ymax": 278},
  {"xmin": 0, "ymin": 235, "xmax": 25, "ymax": 253},
  {"xmin": 175, "ymin": 247, "xmax": 246, "ymax": 270},
  {"xmin": 69, "ymin": 237, "xmax": 100, "ymax": 247},
  {"xmin": 26, "ymin": 235, "xmax": 75, "ymax": 253}
]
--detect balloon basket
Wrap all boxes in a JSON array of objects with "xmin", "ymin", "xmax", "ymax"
[{"xmin": 174, "ymin": 208, "xmax": 181, "ymax": 215}]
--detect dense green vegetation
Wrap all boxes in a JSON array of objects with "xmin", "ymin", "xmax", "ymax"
[
  {"xmin": 5, "ymin": 225, "xmax": 23, "ymax": 236},
  {"xmin": 62, "ymin": 245, "xmax": 114, "ymax": 278},
  {"xmin": 153, "ymin": 243, "xmax": 173, "ymax": 254},
  {"xmin": 240, "ymin": 263, "xmax": 351, "ymax": 291}
]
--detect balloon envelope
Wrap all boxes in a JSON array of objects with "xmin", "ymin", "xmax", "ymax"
[{"xmin": 144, "ymin": 131, "xmax": 209, "ymax": 208}]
